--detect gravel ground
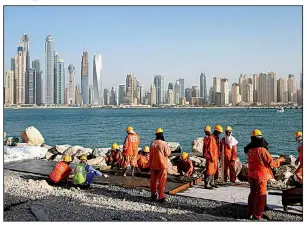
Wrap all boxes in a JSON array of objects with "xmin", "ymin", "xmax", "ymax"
[{"xmin": 4, "ymin": 169, "xmax": 303, "ymax": 221}]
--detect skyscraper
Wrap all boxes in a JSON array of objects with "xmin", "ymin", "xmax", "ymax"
[
  {"xmin": 200, "ymin": 73, "xmax": 207, "ymax": 103},
  {"xmin": 268, "ymin": 72, "xmax": 277, "ymax": 104},
  {"xmin": 192, "ymin": 86, "xmax": 199, "ymax": 97},
  {"xmin": 22, "ymin": 33, "xmax": 30, "ymax": 71},
  {"xmin": 212, "ymin": 77, "xmax": 221, "ymax": 104},
  {"xmin": 125, "ymin": 73, "xmax": 137, "ymax": 104},
  {"xmin": 104, "ymin": 88, "xmax": 110, "ymax": 105},
  {"xmin": 154, "ymin": 75, "xmax": 165, "ymax": 105},
  {"xmin": 220, "ymin": 78, "xmax": 229, "ymax": 105},
  {"xmin": 15, "ymin": 41, "xmax": 26, "ymax": 105},
  {"xmin": 32, "ymin": 60, "xmax": 43, "ymax": 105},
  {"xmin": 167, "ymin": 89, "xmax": 174, "ymax": 105},
  {"xmin": 257, "ymin": 73, "xmax": 269, "ymax": 105},
  {"xmin": 5, "ymin": 70, "xmax": 14, "ymax": 105},
  {"xmin": 118, "ymin": 84, "xmax": 126, "ymax": 105},
  {"xmin": 110, "ymin": 87, "xmax": 118, "ymax": 106},
  {"xmin": 277, "ymin": 78, "xmax": 288, "ymax": 103},
  {"xmin": 239, "ymin": 73, "xmax": 248, "ymax": 98},
  {"xmin": 67, "ymin": 64, "xmax": 75, "ymax": 105},
  {"xmin": 57, "ymin": 58, "xmax": 65, "ymax": 104},
  {"xmin": 231, "ymin": 83, "xmax": 241, "ymax": 105},
  {"xmin": 11, "ymin": 58, "xmax": 16, "ymax": 71},
  {"xmin": 81, "ymin": 50, "xmax": 89, "ymax": 105},
  {"xmin": 53, "ymin": 52, "xmax": 59, "ymax": 103},
  {"xmin": 27, "ymin": 68, "xmax": 36, "ymax": 104},
  {"xmin": 185, "ymin": 87, "xmax": 192, "ymax": 102},
  {"xmin": 75, "ymin": 85, "xmax": 82, "ymax": 106},
  {"xmin": 93, "ymin": 53, "xmax": 102, "ymax": 105},
  {"xmin": 174, "ymin": 80, "xmax": 181, "ymax": 104},
  {"xmin": 45, "ymin": 34, "xmax": 55, "ymax": 104},
  {"xmin": 89, "ymin": 85, "xmax": 94, "ymax": 105},
  {"xmin": 253, "ymin": 73, "xmax": 259, "ymax": 102},
  {"xmin": 150, "ymin": 85, "xmax": 157, "ymax": 106},
  {"xmin": 168, "ymin": 83, "xmax": 174, "ymax": 90},
  {"xmin": 288, "ymin": 74, "xmax": 297, "ymax": 103},
  {"xmin": 179, "ymin": 79, "xmax": 184, "ymax": 98}
]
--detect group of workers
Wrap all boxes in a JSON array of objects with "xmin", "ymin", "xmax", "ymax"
[{"xmin": 48, "ymin": 124, "xmax": 303, "ymax": 220}]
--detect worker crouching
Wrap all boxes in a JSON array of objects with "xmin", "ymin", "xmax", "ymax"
[
  {"xmin": 136, "ymin": 146, "xmax": 150, "ymax": 172},
  {"xmin": 149, "ymin": 128, "xmax": 171, "ymax": 203},
  {"xmin": 123, "ymin": 126, "xmax": 140, "ymax": 177},
  {"xmin": 246, "ymin": 129, "xmax": 285, "ymax": 220},
  {"xmin": 49, "ymin": 155, "xmax": 73, "ymax": 185},
  {"xmin": 204, "ymin": 125, "xmax": 223, "ymax": 189},
  {"xmin": 72, "ymin": 155, "xmax": 103, "ymax": 189},
  {"xmin": 294, "ymin": 131, "xmax": 303, "ymax": 185},
  {"xmin": 220, "ymin": 126, "xmax": 238, "ymax": 182},
  {"xmin": 108, "ymin": 143, "xmax": 122, "ymax": 169},
  {"xmin": 177, "ymin": 152, "xmax": 194, "ymax": 177}
]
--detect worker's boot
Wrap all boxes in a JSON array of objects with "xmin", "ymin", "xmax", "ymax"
[
  {"xmin": 151, "ymin": 194, "xmax": 157, "ymax": 202},
  {"xmin": 204, "ymin": 175, "xmax": 213, "ymax": 189},
  {"xmin": 210, "ymin": 175, "xmax": 218, "ymax": 188},
  {"xmin": 123, "ymin": 168, "xmax": 128, "ymax": 177},
  {"xmin": 131, "ymin": 167, "xmax": 135, "ymax": 176}
]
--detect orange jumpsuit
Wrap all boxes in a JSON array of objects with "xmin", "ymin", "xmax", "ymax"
[
  {"xmin": 203, "ymin": 136, "xmax": 210, "ymax": 158},
  {"xmin": 205, "ymin": 135, "xmax": 219, "ymax": 176},
  {"xmin": 177, "ymin": 158, "xmax": 194, "ymax": 176},
  {"xmin": 123, "ymin": 133, "xmax": 140, "ymax": 168},
  {"xmin": 136, "ymin": 153, "xmax": 150, "ymax": 172},
  {"xmin": 149, "ymin": 140, "xmax": 171, "ymax": 199},
  {"xmin": 295, "ymin": 145, "xmax": 303, "ymax": 184},
  {"xmin": 221, "ymin": 137, "xmax": 237, "ymax": 182},
  {"xmin": 108, "ymin": 149, "xmax": 121, "ymax": 165},
  {"xmin": 246, "ymin": 147, "xmax": 282, "ymax": 219},
  {"xmin": 49, "ymin": 161, "xmax": 73, "ymax": 184}
]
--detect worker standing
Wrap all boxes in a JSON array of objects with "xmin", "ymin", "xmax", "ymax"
[
  {"xmin": 123, "ymin": 126, "xmax": 140, "ymax": 177},
  {"xmin": 294, "ymin": 131, "xmax": 303, "ymax": 185},
  {"xmin": 220, "ymin": 126, "xmax": 238, "ymax": 182},
  {"xmin": 49, "ymin": 155, "xmax": 73, "ymax": 184},
  {"xmin": 204, "ymin": 125, "xmax": 223, "ymax": 189},
  {"xmin": 246, "ymin": 129, "xmax": 285, "ymax": 220},
  {"xmin": 177, "ymin": 152, "xmax": 194, "ymax": 177},
  {"xmin": 149, "ymin": 128, "xmax": 171, "ymax": 203},
  {"xmin": 136, "ymin": 146, "xmax": 150, "ymax": 172},
  {"xmin": 203, "ymin": 125, "xmax": 211, "ymax": 158},
  {"xmin": 108, "ymin": 143, "xmax": 122, "ymax": 169}
]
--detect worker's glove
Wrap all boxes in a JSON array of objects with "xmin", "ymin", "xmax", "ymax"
[{"xmin": 295, "ymin": 158, "xmax": 300, "ymax": 166}]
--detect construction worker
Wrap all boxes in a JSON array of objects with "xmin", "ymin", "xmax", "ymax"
[
  {"xmin": 246, "ymin": 129, "xmax": 285, "ymax": 220},
  {"xmin": 220, "ymin": 126, "xmax": 238, "ymax": 182},
  {"xmin": 294, "ymin": 131, "xmax": 303, "ymax": 185},
  {"xmin": 149, "ymin": 128, "xmax": 171, "ymax": 203},
  {"xmin": 72, "ymin": 155, "xmax": 103, "ymax": 188},
  {"xmin": 108, "ymin": 143, "xmax": 122, "ymax": 169},
  {"xmin": 123, "ymin": 126, "xmax": 140, "ymax": 176},
  {"xmin": 136, "ymin": 146, "xmax": 150, "ymax": 172},
  {"xmin": 203, "ymin": 125, "xmax": 211, "ymax": 158},
  {"xmin": 177, "ymin": 152, "xmax": 194, "ymax": 177},
  {"xmin": 49, "ymin": 155, "xmax": 73, "ymax": 184},
  {"xmin": 204, "ymin": 125, "xmax": 223, "ymax": 189}
]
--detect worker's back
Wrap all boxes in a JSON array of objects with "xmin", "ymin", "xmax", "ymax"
[
  {"xmin": 149, "ymin": 140, "xmax": 171, "ymax": 170},
  {"xmin": 124, "ymin": 133, "xmax": 140, "ymax": 156},
  {"xmin": 49, "ymin": 161, "xmax": 72, "ymax": 183}
]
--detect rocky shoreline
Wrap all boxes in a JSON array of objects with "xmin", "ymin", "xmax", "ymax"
[{"xmin": 4, "ymin": 170, "xmax": 302, "ymax": 221}]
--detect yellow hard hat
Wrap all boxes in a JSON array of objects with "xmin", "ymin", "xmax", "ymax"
[
  {"xmin": 63, "ymin": 155, "xmax": 71, "ymax": 162},
  {"xmin": 126, "ymin": 126, "xmax": 133, "ymax": 132},
  {"xmin": 80, "ymin": 155, "xmax": 87, "ymax": 161},
  {"xmin": 155, "ymin": 128, "xmax": 164, "ymax": 134},
  {"xmin": 226, "ymin": 126, "xmax": 232, "ymax": 131},
  {"xmin": 214, "ymin": 125, "xmax": 223, "ymax": 133},
  {"xmin": 251, "ymin": 129, "xmax": 262, "ymax": 137},
  {"xmin": 143, "ymin": 146, "xmax": 150, "ymax": 153},
  {"xmin": 112, "ymin": 143, "xmax": 119, "ymax": 150},
  {"xmin": 204, "ymin": 125, "xmax": 211, "ymax": 132},
  {"xmin": 181, "ymin": 152, "xmax": 188, "ymax": 160},
  {"xmin": 294, "ymin": 131, "xmax": 302, "ymax": 138}
]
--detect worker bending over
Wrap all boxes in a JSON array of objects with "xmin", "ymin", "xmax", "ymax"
[
  {"xmin": 177, "ymin": 152, "xmax": 194, "ymax": 177},
  {"xmin": 49, "ymin": 155, "xmax": 73, "ymax": 185},
  {"xmin": 149, "ymin": 128, "xmax": 171, "ymax": 203},
  {"xmin": 294, "ymin": 131, "xmax": 303, "ymax": 185},
  {"xmin": 123, "ymin": 126, "xmax": 140, "ymax": 177},
  {"xmin": 108, "ymin": 143, "xmax": 122, "ymax": 169},
  {"xmin": 73, "ymin": 155, "xmax": 103, "ymax": 188},
  {"xmin": 246, "ymin": 129, "xmax": 285, "ymax": 220},
  {"xmin": 220, "ymin": 126, "xmax": 238, "ymax": 182},
  {"xmin": 204, "ymin": 125, "xmax": 223, "ymax": 189},
  {"xmin": 136, "ymin": 146, "xmax": 150, "ymax": 172}
]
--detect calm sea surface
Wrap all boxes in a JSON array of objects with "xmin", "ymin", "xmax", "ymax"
[{"xmin": 4, "ymin": 108, "xmax": 303, "ymax": 161}]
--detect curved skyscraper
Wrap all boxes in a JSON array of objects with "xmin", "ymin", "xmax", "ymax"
[
  {"xmin": 93, "ymin": 53, "xmax": 102, "ymax": 105},
  {"xmin": 45, "ymin": 35, "xmax": 55, "ymax": 104},
  {"xmin": 67, "ymin": 64, "xmax": 75, "ymax": 105},
  {"xmin": 81, "ymin": 50, "xmax": 89, "ymax": 105}
]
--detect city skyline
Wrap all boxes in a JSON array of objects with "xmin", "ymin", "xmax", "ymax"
[{"xmin": 4, "ymin": 6, "xmax": 302, "ymax": 89}]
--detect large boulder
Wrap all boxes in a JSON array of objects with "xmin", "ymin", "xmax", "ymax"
[
  {"xmin": 191, "ymin": 137, "xmax": 203, "ymax": 154},
  {"xmin": 234, "ymin": 158, "xmax": 243, "ymax": 176},
  {"xmin": 92, "ymin": 148, "xmax": 110, "ymax": 158},
  {"xmin": 45, "ymin": 148, "xmax": 59, "ymax": 160},
  {"xmin": 238, "ymin": 163, "xmax": 248, "ymax": 182},
  {"xmin": 54, "ymin": 145, "xmax": 71, "ymax": 154},
  {"xmin": 273, "ymin": 165, "xmax": 296, "ymax": 181},
  {"xmin": 167, "ymin": 142, "xmax": 182, "ymax": 153},
  {"xmin": 41, "ymin": 144, "xmax": 53, "ymax": 150},
  {"xmin": 4, "ymin": 146, "xmax": 48, "ymax": 162},
  {"xmin": 63, "ymin": 146, "xmax": 84, "ymax": 157},
  {"xmin": 87, "ymin": 156, "xmax": 107, "ymax": 167},
  {"xmin": 189, "ymin": 156, "xmax": 206, "ymax": 168},
  {"xmin": 53, "ymin": 154, "xmax": 64, "ymax": 162},
  {"xmin": 166, "ymin": 158, "xmax": 178, "ymax": 175},
  {"xmin": 5, "ymin": 137, "xmax": 19, "ymax": 146},
  {"xmin": 20, "ymin": 126, "xmax": 45, "ymax": 146},
  {"xmin": 279, "ymin": 155, "xmax": 297, "ymax": 167}
]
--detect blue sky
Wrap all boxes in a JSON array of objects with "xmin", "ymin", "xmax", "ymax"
[{"xmin": 4, "ymin": 6, "xmax": 302, "ymax": 89}]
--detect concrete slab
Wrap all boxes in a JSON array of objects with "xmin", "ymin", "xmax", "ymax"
[{"xmin": 176, "ymin": 182, "xmax": 302, "ymax": 215}]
